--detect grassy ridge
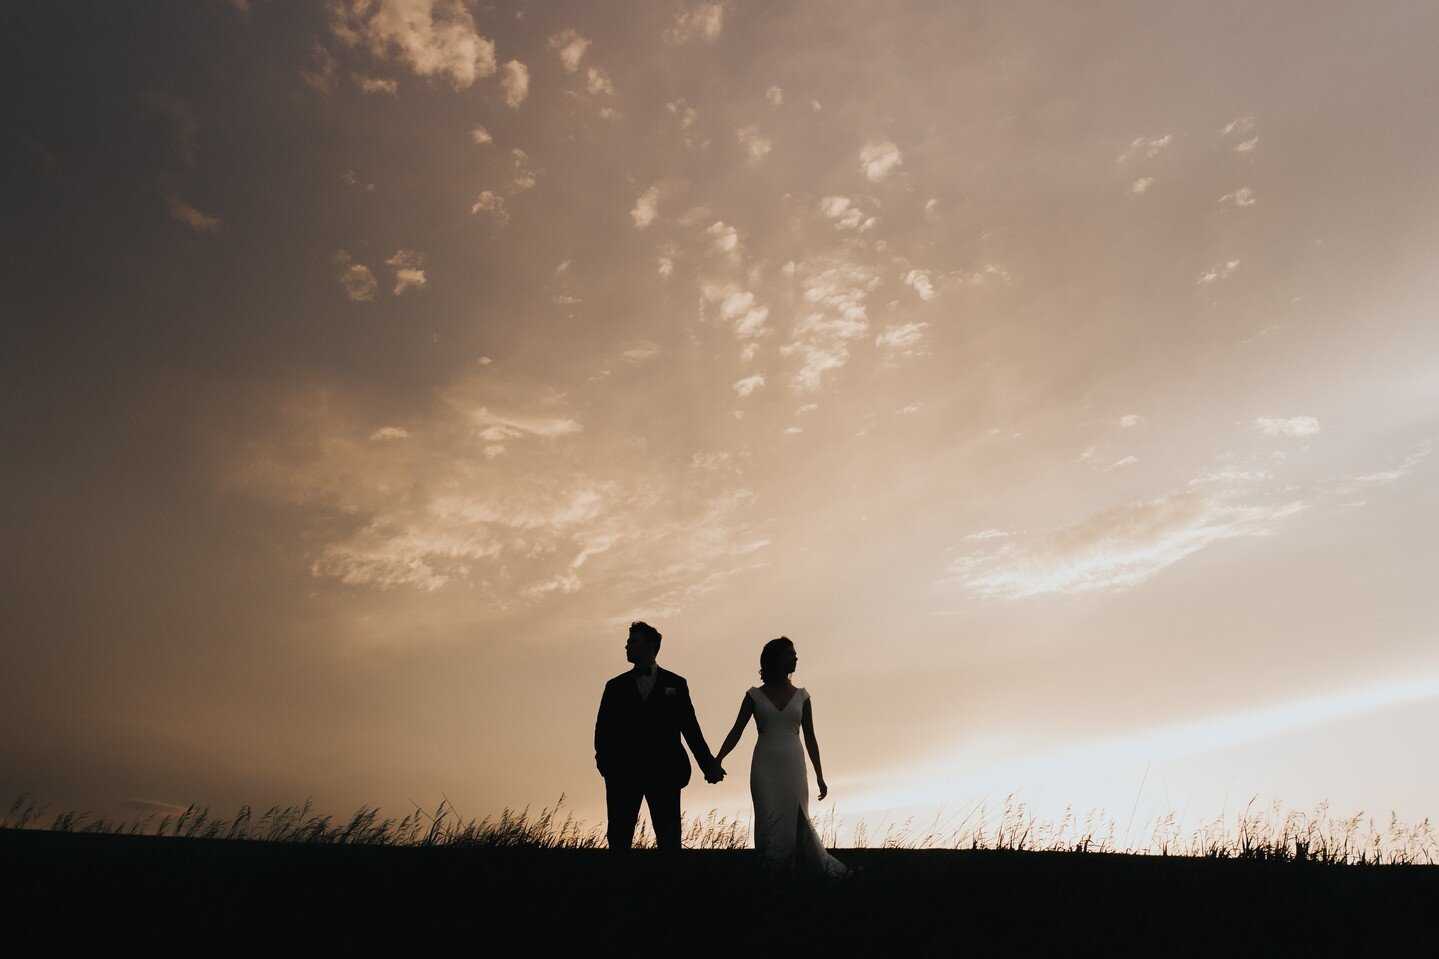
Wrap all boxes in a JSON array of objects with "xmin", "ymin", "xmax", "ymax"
[{"xmin": 4, "ymin": 794, "xmax": 1438, "ymax": 950}]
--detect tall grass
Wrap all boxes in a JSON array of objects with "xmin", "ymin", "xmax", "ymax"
[{"xmin": 5, "ymin": 791, "xmax": 1434, "ymax": 864}]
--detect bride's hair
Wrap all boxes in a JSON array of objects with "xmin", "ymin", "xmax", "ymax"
[{"xmin": 759, "ymin": 636, "xmax": 794, "ymax": 683}]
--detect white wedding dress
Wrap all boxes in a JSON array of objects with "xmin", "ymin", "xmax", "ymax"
[{"xmin": 747, "ymin": 686, "xmax": 849, "ymax": 877}]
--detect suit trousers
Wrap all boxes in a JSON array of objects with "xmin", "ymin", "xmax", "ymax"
[{"xmin": 605, "ymin": 776, "xmax": 681, "ymax": 851}]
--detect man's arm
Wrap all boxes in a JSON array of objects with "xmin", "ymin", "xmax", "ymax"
[
  {"xmin": 677, "ymin": 681, "xmax": 718, "ymax": 776},
  {"xmin": 595, "ymin": 682, "xmax": 615, "ymax": 778}
]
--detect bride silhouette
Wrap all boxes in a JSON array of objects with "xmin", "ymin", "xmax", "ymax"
[{"xmin": 715, "ymin": 636, "xmax": 850, "ymax": 876}]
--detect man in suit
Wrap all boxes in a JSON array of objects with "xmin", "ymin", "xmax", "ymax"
[{"xmin": 595, "ymin": 621, "xmax": 724, "ymax": 852}]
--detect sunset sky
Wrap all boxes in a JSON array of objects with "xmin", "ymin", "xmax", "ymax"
[{"xmin": 5, "ymin": 1, "xmax": 1439, "ymax": 845}]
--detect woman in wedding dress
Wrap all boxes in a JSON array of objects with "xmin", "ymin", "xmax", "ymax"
[{"xmin": 714, "ymin": 637, "xmax": 850, "ymax": 877}]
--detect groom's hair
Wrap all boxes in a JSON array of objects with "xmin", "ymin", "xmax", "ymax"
[{"xmin": 629, "ymin": 621, "xmax": 662, "ymax": 650}]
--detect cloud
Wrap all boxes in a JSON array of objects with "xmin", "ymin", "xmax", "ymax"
[
  {"xmin": 370, "ymin": 426, "xmax": 410, "ymax": 441},
  {"xmin": 353, "ymin": 74, "xmax": 398, "ymax": 95},
  {"xmin": 507, "ymin": 148, "xmax": 537, "ymax": 192},
  {"xmin": 1219, "ymin": 186, "xmax": 1256, "ymax": 206},
  {"xmin": 332, "ymin": 250, "xmax": 378, "ymax": 300},
  {"xmin": 341, "ymin": 169, "xmax": 375, "ymax": 190},
  {"xmin": 666, "ymin": 98, "xmax": 706, "ymax": 149},
  {"xmin": 585, "ymin": 66, "xmax": 614, "ymax": 96},
  {"xmin": 859, "ymin": 139, "xmax": 903, "ymax": 181},
  {"xmin": 701, "ymin": 282, "xmax": 770, "ymax": 338},
  {"xmin": 470, "ymin": 190, "xmax": 508, "ymax": 225},
  {"xmin": 1234, "ymin": 137, "xmax": 1259, "ymax": 153},
  {"xmin": 547, "ymin": 29, "xmax": 590, "ymax": 72},
  {"xmin": 1117, "ymin": 134, "xmax": 1172, "ymax": 162},
  {"xmin": 902, "ymin": 269, "xmax": 935, "ymax": 301},
  {"xmin": 780, "ymin": 252, "xmax": 880, "ymax": 391},
  {"xmin": 336, "ymin": 264, "xmax": 377, "ymax": 301},
  {"xmin": 875, "ymin": 321, "xmax": 929, "ymax": 359},
  {"xmin": 1222, "ymin": 116, "xmax": 1256, "ymax": 135},
  {"xmin": 736, "ymin": 126, "xmax": 771, "ymax": 164},
  {"xmin": 166, "ymin": 195, "xmax": 222, "ymax": 234},
  {"xmin": 766, "ymin": 85, "xmax": 783, "ymax": 107},
  {"xmin": 819, "ymin": 196, "xmax": 877, "ymax": 232},
  {"xmin": 704, "ymin": 221, "xmax": 740, "ymax": 260},
  {"xmin": 1197, "ymin": 259, "xmax": 1240, "ymax": 284},
  {"xmin": 386, "ymin": 249, "xmax": 427, "ymax": 294},
  {"xmin": 733, "ymin": 374, "xmax": 765, "ymax": 397},
  {"xmin": 470, "ymin": 124, "xmax": 492, "ymax": 145},
  {"xmin": 327, "ymin": 0, "xmax": 497, "ymax": 90},
  {"xmin": 1130, "ymin": 177, "xmax": 1153, "ymax": 194},
  {"xmin": 664, "ymin": 3, "xmax": 724, "ymax": 44},
  {"xmin": 501, "ymin": 59, "xmax": 529, "ymax": 108},
  {"xmin": 1118, "ymin": 414, "xmax": 1145, "ymax": 428},
  {"xmin": 222, "ymin": 375, "xmax": 771, "ymax": 618},
  {"xmin": 939, "ymin": 488, "xmax": 1308, "ymax": 600},
  {"xmin": 1251, "ymin": 416, "xmax": 1320, "ymax": 438},
  {"xmin": 620, "ymin": 342, "xmax": 662, "ymax": 364}
]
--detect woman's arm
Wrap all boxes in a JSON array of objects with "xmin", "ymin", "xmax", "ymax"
[
  {"xmin": 801, "ymin": 696, "xmax": 827, "ymax": 800},
  {"xmin": 714, "ymin": 694, "xmax": 755, "ymax": 765}
]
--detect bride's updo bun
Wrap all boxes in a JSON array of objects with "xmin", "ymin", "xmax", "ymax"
[{"xmin": 759, "ymin": 636, "xmax": 795, "ymax": 683}]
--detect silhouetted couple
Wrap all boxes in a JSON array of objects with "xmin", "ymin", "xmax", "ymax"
[{"xmin": 594, "ymin": 621, "xmax": 849, "ymax": 875}]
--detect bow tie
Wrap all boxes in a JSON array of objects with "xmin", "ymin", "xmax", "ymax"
[{"xmin": 634, "ymin": 665, "xmax": 654, "ymax": 677}]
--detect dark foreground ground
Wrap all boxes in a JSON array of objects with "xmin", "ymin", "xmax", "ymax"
[{"xmin": 5, "ymin": 828, "xmax": 1437, "ymax": 953}]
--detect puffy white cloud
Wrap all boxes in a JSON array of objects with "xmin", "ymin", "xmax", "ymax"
[
  {"xmin": 586, "ymin": 66, "xmax": 614, "ymax": 96},
  {"xmin": 765, "ymin": 85, "xmax": 783, "ymax": 107},
  {"xmin": 733, "ymin": 374, "xmax": 766, "ymax": 397},
  {"xmin": 501, "ymin": 59, "xmax": 529, "ymax": 108},
  {"xmin": 705, "ymin": 221, "xmax": 740, "ymax": 258},
  {"xmin": 470, "ymin": 190, "xmax": 508, "ymax": 224},
  {"xmin": 507, "ymin": 148, "xmax": 536, "ymax": 192},
  {"xmin": 370, "ymin": 426, "xmax": 410, "ymax": 441},
  {"xmin": 1252, "ymin": 416, "xmax": 1320, "ymax": 437},
  {"xmin": 332, "ymin": 250, "xmax": 378, "ymax": 301},
  {"xmin": 386, "ymin": 249, "xmax": 427, "ymax": 294},
  {"xmin": 819, "ymin": 195, "xmax": 877, "ymax": 232},
  {"xmin": 859, "ymin": 139, "xmax": 903, "ymax": 181},
  {"xmin": 664, "ymin": 3, "xmax": 723, "ymax": 44},
  {"xmin": 902, "ymin": 269, "xmax": 935, "ymax": 301},
  {"xmin": 470, "ymin": 124, "xmax": 492, "ymax": 145},
  {"xmin": 631, "ymin": 178, "xmax": 684, "ymax": 229},
  {"xmin": 701, "ymin": 283, "xmax": 771, "ymax": 338},
  {"xmin": 547, "ymin": 28, "xmax": 590, "ymax": 72},
  {"xmin": 736, "ymin": 126, "xmax": 771, "ymax": 164},
  {"xmin": 1130, "ymin": 177, "xmax": 1153, "ymax": 194},
  {"xmin": 327, "ymin": 0, "xmax": 497, "ymax": 89}
]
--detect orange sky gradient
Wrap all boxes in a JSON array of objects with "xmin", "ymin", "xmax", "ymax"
[{"xmin": 5, "ymin": 0, "xmax": 1439, "ymax": 845}]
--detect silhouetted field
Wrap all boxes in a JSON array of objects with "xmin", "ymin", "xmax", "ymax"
[{"xmin": 5, "ymin": 795, "xmax": 1438, "ymax": 950}]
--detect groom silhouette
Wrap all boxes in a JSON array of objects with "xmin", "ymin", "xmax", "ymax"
[{"xmin": 595, "ymin": 621, "xmax": 723, "ymax": 852}]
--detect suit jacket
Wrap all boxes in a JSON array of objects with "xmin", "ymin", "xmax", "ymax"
[{"xmin": 594, "ymin": 666, "xmax": 715, "ymax": 789}]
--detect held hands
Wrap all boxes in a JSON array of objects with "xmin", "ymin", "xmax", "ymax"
[{"xmin": 704, "ymin": 760, "xmax": 726, "ymax": 784}]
